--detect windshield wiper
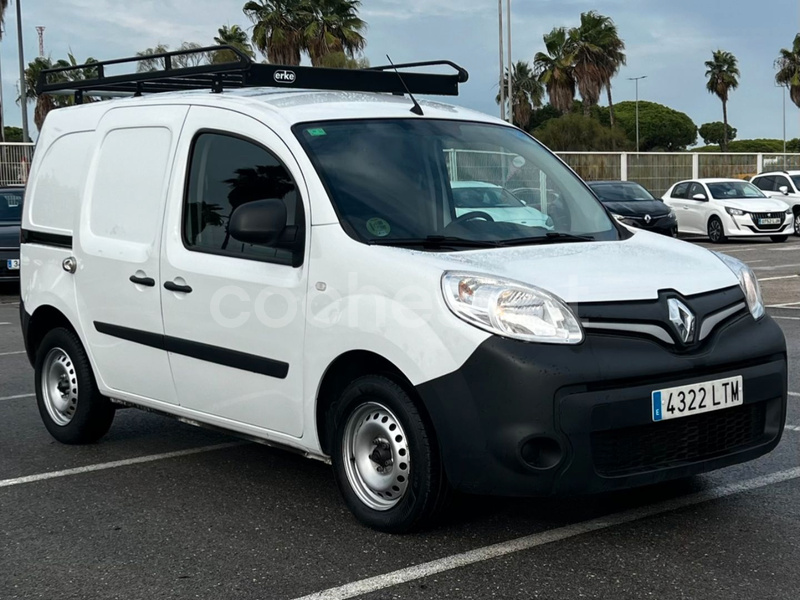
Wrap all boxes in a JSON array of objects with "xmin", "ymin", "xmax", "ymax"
[
  {"xmin": 368, "ymin": 236, "xmax": 502, "ymax": 249},
  {"xmin": 498, "ymin": 232, "xmax": 596, "ymax": 246}
]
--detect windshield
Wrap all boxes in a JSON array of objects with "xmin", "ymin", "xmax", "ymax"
[
  {"xmin": 707, "ymin": 181, "xmax": 766, "ymax": 200},
  {"xmin": 294, "ymin": 119, "xmax": 617, "ymax": 248},
  {"xmin": 589, "ymin": 182, "xmax": 656, "ymax": 202},
  {"xmin": 0, "ymin": 189, "xmax": 23, "ymax": 222}
]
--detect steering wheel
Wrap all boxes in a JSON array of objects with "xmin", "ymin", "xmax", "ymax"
[{"xmin": 451, "ymin": 211, "xmax": 495, "ymax": 226}]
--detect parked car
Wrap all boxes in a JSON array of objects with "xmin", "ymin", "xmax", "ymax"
[
  {"xmin": 662, "ymin": 178, "xmax": 792, "ymax": 243},
  {"xmin": 0, "ymin": 186, "xmax": 24, "ymax": 282},
  {"xmin": 451, "ymin": 181, "xmax": 553, "ymax": 229},
  {"xmin": 20, "ymin": 51, "xmax": 787, "ymax": 533},
  {"xmin": 749, "ymin": 170, "xmax": 800, "ymax": 236},
  {"xmin": 587, "ymin": 181, "xmax": 677, "ymax": 237}
]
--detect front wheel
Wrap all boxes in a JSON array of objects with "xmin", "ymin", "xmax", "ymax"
[
  {"xmin": 793, "ymin": 212, "xmax": 800, "ymax": 236},
  {"xmin": 35, "ymin": 328, "xmax": 115, "ymax": 444},
  {"xmin": 331, "ymin": 375, "xmax": 448, "ymax": 533},
  {"xmin": 707, "ymin": 217, "xmax": 726, "ymax": 244},
  {"xmin": 771, "ymin": 235, "xmax": 789, "ymax": 243}
]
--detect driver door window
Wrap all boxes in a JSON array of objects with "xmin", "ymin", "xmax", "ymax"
[{"xmin": 688, "ymin": 183, "xmax": 706, "ymax": 200}]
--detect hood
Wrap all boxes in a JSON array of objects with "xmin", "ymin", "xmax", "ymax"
[
  {"xmin": 602, "ymin": 200, "xmax": 670, "ymax": 217},
  {"xmin": 722, "ymin": 197, "xmax": 790, "ymax": 212},
  {"xmin": 0, "ymin": 222, "xmax": 20, "ymax": 248},
  {"xmin": 406, "ymin": 230, "xmax": 740, "ymax": 303}
]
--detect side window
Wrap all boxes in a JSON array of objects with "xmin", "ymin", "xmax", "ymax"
[
  {"xmin": 774, "ymin": 176, "xmax": 790, "ymax": 191},
  {"xmin": 672, "ymin": 182, "xmax": 689, "ymax": 199},
  {"xmin": 752, "ymin": 176, "xmax": 773, "ymax": 192},
  {"xmin": 183, "ymin": 133, "xmax": 305, "ymax": 267}
]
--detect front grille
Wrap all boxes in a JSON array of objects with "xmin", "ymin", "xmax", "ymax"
[
  {"xmin": 750, "ymin": 212, "xmax": 785, "ymax": 231},
  {"xmin": 591, "ymin": 402, "xmax": 767, "ymax": 476}
]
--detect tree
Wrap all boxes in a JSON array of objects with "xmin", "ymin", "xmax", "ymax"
[
  {"xmin": 776, "ymin": 34, "xmax": 800, "ymax": 109},
  {"xmin": 705, "ymin": 50, "xmax": 739, "ymax": 151},
  {"xmin": 213, "ymin": 24, "xmax": 256, "ymax": 63},
  {"xmin": 136, "ymin": 42, "xmax": 208, "ymax": 72},
  {"xmin": 699, "ymin": 121, "xmax": 737, "ymax": 146},
  {"xmin": 568, "ymin": 12, "xmax": 626, "ymax": 122},
  {"xmin": 611, "ymin": 101, "xmax": 697, "ymax": 151},
  {"xmin": 317, "ymin": 51, "xmax": 369, "ymax": 69},
  {"xmin": 303, "ymin": 0, "xmax": 367, "ymax": 66},
  {"xmin": 495, "ymin": 61, "xmax": 543, "ymax": 129},
  {"xmin": 533, "ymin": 27, "xmax": 576, "ymax": 114},
  {"xmin": 243, "ymin": 0, "xmax": 308, "ymax": 65},
  {"xmin": 3, "ymin": 127, "xmax": 23, "ymax": 142},
  {"xmin": 533, "ymin": 113, "xmax": 631, "ymax": 151}
]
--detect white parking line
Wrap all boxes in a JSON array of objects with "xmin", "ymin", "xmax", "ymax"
[
  {"xmin": 291, "ymin": 467, "xmax": 800, "ymax": 600},
  {"xmin": 0, "ymin": 350, "xmax": 25, "ymax": 357},
  {"xmin": 0, "ymin": 393, "xmax": 34, "ymax": 401},
  {"xmin": 0, "ymin": 322, "xmax": 10, "ymax": 326},
  {"xmin": 760, "ymin": 275, "xmax": 799, "ymax": 282},
  {"xmin": 786, "ymin": 425, "xmax": 800, "ymax": 432},
  {"xmin": 753, "ymin": 263, "xmax": 800, "ymax": 271},
  {"xmin": 773, "ymin": 316, "xmax": 800, "ymax": 321},
  {"xmin": 0, "ymin": 442, "xmax": 245, "ymax": 489},
  {"xmin": 768, "ymin": 301, "xmax": 800, "ymax": 307},
  {"xmin": 789, "ymin": 392, "xmax": 800, "ymax": 398}
]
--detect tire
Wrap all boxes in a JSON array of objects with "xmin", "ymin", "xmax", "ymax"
[
  {"xmin": 35, "ymin": 327, "xmax": 115, "ymax": 444},
  {"xmin": 794, "ymin": 211, "xmax": 800, "ymax": 237},
  {"xmin": 331, "ymin": 375, "xmax": 448, "ymax": 533},
  {"xmin": 770, "ymin": 235, "xmax": 789, "ymax": 243},
  {"xmin": 707, "ymin": 216, "xmax": 726, "ymax": 244}
]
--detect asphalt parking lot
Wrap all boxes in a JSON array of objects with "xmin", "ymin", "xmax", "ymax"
[{"xmin": 1, "ymin": 235, "xmax": 799, "ymax": 600}]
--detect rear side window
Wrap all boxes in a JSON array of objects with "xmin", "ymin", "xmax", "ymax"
[
  {"xmin": 774, "ymin": 175, "xmax": 791, "ymax": 191},
  {"xmin": 183, "ymin": 133, "xmax": 304, "ymax": 267},
  {"xmin": 752, "ymin": 176, "xmax": 775, "ymax": 192},
  {"xmin": 671, "ymin": 183, "xmax": 689, "ymax": 198}
]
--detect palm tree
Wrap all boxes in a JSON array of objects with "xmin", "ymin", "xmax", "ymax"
[
  {"xmin": 568, "ymin": 11, "xmax": 626, "ymax": 123},
  {"xmin": 496, "ymin": 61, "xmax": 543, "ymax": 128},
  {"xmin": 705, "ymin": 50, "xmax": 740, "ymax": 152},
  {"xmin": 534, "ymin": 27, "xmax": 576, "ymax": 114},
  {"xmin": 213, "ymin": 24, "xmax": 256, "ymax": 63},
  {"xmin": 776, "ymin": 34, "xmax": 800, "ymax": 109},
  {"xmin": 303, "ymin": 0, "xmax": 366, "ymax": 67},
  {"xmin": 243, "ymin": 0, "xmax": 308, "ymax": 65}
]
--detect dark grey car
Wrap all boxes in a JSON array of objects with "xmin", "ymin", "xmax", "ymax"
[{"xmin": 0, "ymin": 187, "xmax": 24, "ymax": 282}]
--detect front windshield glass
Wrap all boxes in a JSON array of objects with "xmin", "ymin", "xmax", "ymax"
[
  {"xmin": 0, "ymin": 189, "xmax": 23, "ymax": 222},
  {"xmin": 707, "ymin": 181, "xmax": 766, "ymax": 200},
  {"xmin": 294, "ymin": 119, "xmax": 617, "ymax": 247},
  {"xmin": 589, "ymin": 182, "xmax": 656, "ymax": 202}
]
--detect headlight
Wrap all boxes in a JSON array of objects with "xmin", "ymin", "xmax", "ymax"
[
  {"xmin": 668, "ymin": 208, "xmax": 676, "ymax": 218},
  {"xmin": 714, "ymin": 253, "xmax": 764, "ymax": 320},
  {"xmin": 441, "ymin": 272, "xmax": 583, "ymax": 344},
  {"xmin": 725, "ymin": 207, "xmax": 745, "ymax": 216}
]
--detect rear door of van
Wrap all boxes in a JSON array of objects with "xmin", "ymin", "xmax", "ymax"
[{"xmin": 75, "ymin": 106, "xmax": 189, "ymax": 404}]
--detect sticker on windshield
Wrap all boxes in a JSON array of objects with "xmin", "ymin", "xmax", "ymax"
[
  {"xmin": 366, "ymin": 218, "xmax": 391, "ymax": 237},
  {"xmin": 307, "ymin": 128, "xmax": 327, "ymax": 137}
]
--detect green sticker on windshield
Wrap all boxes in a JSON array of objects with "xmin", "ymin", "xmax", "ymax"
[
  {"xmin": 366, "ymin": 218, "xmax": 391, "ymax": 237},
  {"xmin": 307, "ymin": 128, "xmax": 327, "ymax": 136}
]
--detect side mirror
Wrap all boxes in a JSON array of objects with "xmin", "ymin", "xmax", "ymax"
[
  {"xmin": 779, "ymin": 186, "xmax": 790, "ymax": 196},
  {"xmin": 229, "ymin": 199, "xmax": 287, "ymax": 246},
  {"xmin": 692, "ymin": 193, "xmax": 707, "ymax": 201}
]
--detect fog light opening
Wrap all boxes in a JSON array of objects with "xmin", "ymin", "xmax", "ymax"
[{"xmin": 520, "ymin": 436, "xmax": 563, "ymax": 470}]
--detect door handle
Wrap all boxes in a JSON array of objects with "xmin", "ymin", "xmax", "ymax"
[
  {"xmin": 129, "ymin": 274, "xmax": 155, "ymax": 287},
  {"xmin": 164, "ymin": 280, "xmax": 193, "ymax": 294}
]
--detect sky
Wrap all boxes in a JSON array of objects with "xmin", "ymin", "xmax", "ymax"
[{"xmin": 1, "ymin": 0, "xmax": 799, "ymax": 144}]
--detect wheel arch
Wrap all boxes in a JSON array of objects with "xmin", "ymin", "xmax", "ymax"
[{"xmin": 25, "ymin": 305, "xmax": 79, "ymax": 365}]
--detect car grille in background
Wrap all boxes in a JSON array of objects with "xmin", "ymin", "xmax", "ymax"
[
  {"xmin": 750, "ymin": 212, "xmax": 785, "ymax": 231},
  {"xmin": 591, "ymin": 402, "xmax": 768, "ymax": 477}
]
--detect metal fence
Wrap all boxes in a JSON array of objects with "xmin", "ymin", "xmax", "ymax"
[{"xmin": 0, "ymin": 143, "xmax": 35, "ymax": 187}]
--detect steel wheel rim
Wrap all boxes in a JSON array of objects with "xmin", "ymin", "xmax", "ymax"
[
  {"xmin": 709, "ymin": 220, "xmax": 722, "ymax": 242},
  {"xmin": 41, "ymin": 347, "xmax": 78, "ymax": 426},
  {"xmin": 342, "ymin": 402, "xmax": 411, "ymax": 511}
]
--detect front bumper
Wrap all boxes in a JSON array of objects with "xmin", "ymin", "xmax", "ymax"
[
  {"xmin": 727, "ymin": 213, "xmax": 792, "ymax": 236},
  {"xmin": 417, "ymin": 312, "xmax": 787, "ymax": 496},
  {"xmin": 0, "ymin": 248, "xmax": 20, "ymax": 281}
]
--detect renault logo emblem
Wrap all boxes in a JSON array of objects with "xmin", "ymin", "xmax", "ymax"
[
  {"xmin": 644, "ymin": 214, "xmax": 652, "ymax": 224},
  {"xmin": 668, "ymin": 298, "xmax": 695, "ymax": 344}
]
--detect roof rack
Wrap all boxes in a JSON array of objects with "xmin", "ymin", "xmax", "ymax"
[{"xmin": 37, "ymin": 45, "xmax": 469, "ymax": 103}]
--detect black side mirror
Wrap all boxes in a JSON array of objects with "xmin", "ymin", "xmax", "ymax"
[{"xmin": 229, "ymin": 199, "xmax": 287, "ymax": 246}]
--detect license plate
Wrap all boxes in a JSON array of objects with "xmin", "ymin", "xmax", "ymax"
[
  {"xmin": 6, "ymin": 259, "xmax": 19, "ymax": 270},
  {"xmin": 759, "ymin": 218, "xmax": 781, "ymax": 225},
  {"xmin": 652, "ymin": 376, "xmax": 743, "ymax": 422}
]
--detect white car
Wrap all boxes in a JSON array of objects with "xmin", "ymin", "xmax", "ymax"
[
  {"xmin": 663, "ymin": 178, "xmax": 792, "ymax": 243},
  {"xmin": 450, "ymin": 181, "xmax": 553, "ymax": 229},
  {"xmin": 19, "ymin": 50, "xmax": 787, "ymax": 533},
  {"xmin": 750, "ymin": 170, "xmax": 800, "ymax": 236}
]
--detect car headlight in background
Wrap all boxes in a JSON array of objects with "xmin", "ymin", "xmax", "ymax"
[
  {"xmin": 725, "ymin": 207, "xmax": 745, "ymax": 216},
  {"xmin": 667, "ymin": 208, "xmax": 676, "ymax": 218},
  {"xmin": 714, "ymin": 253, "xmax": 765, "ymax": 320},
  {"xmin": 441, "ymin": 272, "xmax": 583, "ymax": 344}
]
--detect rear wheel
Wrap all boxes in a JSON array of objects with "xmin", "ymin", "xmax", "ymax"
[
  {"xmin": 331, "ymin": 375, "xmax": 448, "ymax": 533},
  {"xmin": 794, "ymin": 211, "xmax": 800, "ymax": 236},
  {"xmin": 35, "ymin": 328, "xmax": 115, "ymax": 444},
  {"xmin": 771, "ymin": 235, "xmax": 789, "ymax": 243},
  {"xmin": 707, "ymin": 216, "xmax": 726, "ymax": 244}
]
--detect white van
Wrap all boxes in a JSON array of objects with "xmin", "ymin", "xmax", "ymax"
[{"xmin": 20, "ymin": 49, "xmax": 788, "ymax": 532}]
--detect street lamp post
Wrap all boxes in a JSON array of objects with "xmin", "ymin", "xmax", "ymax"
[
  {"xmin": 628, "ymin": 75, "xmax": 647, "ymax": 153},
  {"xmin": 506, "ymin": 0, "xmax": 512, "ymax": 125},
  {"xmin": 498, "ymin": 0, "xmax": 505, "ymax": 121},
  {"xmin": 16, "ymin": 0, "xmax": 30, "ymax": 142}
]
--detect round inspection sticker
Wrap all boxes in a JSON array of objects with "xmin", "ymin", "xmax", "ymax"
[{"xmin": 366, "ymin": 218, "xmax": 391, "ymax": 237}]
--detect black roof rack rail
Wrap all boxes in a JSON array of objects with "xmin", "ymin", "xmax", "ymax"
[{"xmin": 37, "ymin": 45, "xmax": 469, "ymax": 103}]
